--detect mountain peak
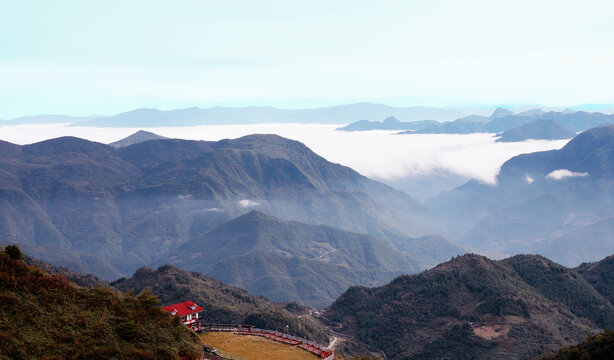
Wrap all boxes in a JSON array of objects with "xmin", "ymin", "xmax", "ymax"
[
  {"xmin": 489, "ymin": 107, "xmax": 514, "ymax": 119},
  {"xmin": 108, "ymin": 130, "xmax": 168, "ymax": 148},
  {"xmin": 174, "ymin": 211, "xmax": 422, "ymax": 306},
  {"xmin": 241, "ymin": 209, "xmax": 272, "ymax": 219},
  {"xmin": 382, "ymin": 116, "xmax": 400, "ymax": 124},
  {"xmin": 433, "ymin": 253, "xmax": 497, "ymax": 272}
]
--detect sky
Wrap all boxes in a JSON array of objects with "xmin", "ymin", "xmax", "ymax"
[{"xmin": 1, "ymin": 0, "xmax": 614, "ymax": 118}]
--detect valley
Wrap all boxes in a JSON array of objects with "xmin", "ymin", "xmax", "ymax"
[
  {"xmin": 3, "ymin": 109, "xmax": 614, "ymax": 359},
  {"xmin": 5, "ymin": 2, "xmax": 614, "ymax": 358}
]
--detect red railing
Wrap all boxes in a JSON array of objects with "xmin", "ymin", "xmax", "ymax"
[{"xmin": 201, "ymin": 324, "xmax": 334, "ymax": 359}]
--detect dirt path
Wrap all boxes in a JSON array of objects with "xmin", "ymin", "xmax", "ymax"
[{"xmin": 326, "ymin": 336, "xmax": 338, "ymax": 350}]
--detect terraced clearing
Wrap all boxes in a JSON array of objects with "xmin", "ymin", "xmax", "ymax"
[{"xmin": 201, "ymin": 332, "xmax": 320, "ymax": 360}]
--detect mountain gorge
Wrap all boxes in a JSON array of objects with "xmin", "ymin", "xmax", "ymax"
[{"xmin": 427, "ymin": 125, "xmax": 614, "ymax": 265}]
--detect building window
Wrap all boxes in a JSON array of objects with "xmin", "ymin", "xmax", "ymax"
[{"xmin": 181, "ymin": 316, "xmax": 186, "ymax": 321}]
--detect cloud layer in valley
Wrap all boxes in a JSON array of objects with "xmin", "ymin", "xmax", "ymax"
[
  {"xmin": 546, "ymin": 169, "xmax": 589, "ymax": 180},
  {"xmin": 0, "ymin": 123, "xmax": 569, "ymax": 187}
]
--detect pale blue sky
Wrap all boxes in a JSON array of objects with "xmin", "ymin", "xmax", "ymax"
[{"xmin": 1, "ymin": 0, "xmax": 613, "ymax": 118}]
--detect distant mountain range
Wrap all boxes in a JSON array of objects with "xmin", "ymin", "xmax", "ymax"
[
  {"xmin": 338, "ymin": 107, "xmax": 514, "ymax": 132},
  {"xmin": 0, "ymin": 103, "xmax": 468, "ymax": 126},
  {"xmin": 406, "ymin": 109, "xmax": 614, "ymax": 135},
  {"xmin": 326, "ymin": 253, "xmax": 614, "ymax": 360},
  {"xmin": 0, "ymin": 133, "xmax": 459, "ymax": 305},
  {"xmin": 337, "ymin": 116, "xmax": 440, "ymax": 131},
  {"xmin": 494, "ymin": 119, "xmax": 576, "ymax": 142},
  {"xmin": 426, "ymin": 125, "xmax": 614, "ymax": 266},
  {"xmin": 340, "ymin": 108, "xmax": 614, "ymax": 143},
  {"xmin": 0, "ymin": 114, "xmax": 102, "ymax": 125}
]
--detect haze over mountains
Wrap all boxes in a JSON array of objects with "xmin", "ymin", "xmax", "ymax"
[
  {"xmin": 4, "ymin": 107, "xmax": 614, "ymax": 359},
  {"xmin": 4, "ymin": 103, "xmax": 612, "ymax": 129},
  {"xmin": 3, "ymin": 120, "xmax": 614, "ymax": 302},
  {"xmin": 0, "ymin": 132, "xmax": 464, "ymax": 306},
  {"xmin": 427, "ymin": 125, "xmax": 614, "ymax": 266},
  {"xmin": 341, "ymin": 107, "xmax": 614, "ymax": 142},
  {"xmin": 338, "ymin": 107, "xmax": 514, "ymax": 132},
  {"xmin": 0, "ymin": 106, "xmax": 585, "ymax": 203},
  {"xmin": 494, "ymin": 119, "xmax": 576, "ymax": 143},
  {"xmin": 167, "ymin": 210, "xmax": 437, "ymax": 307},
  {"xmin": 1, "ymin": 103, "xmax": 469, "ymax": 126}
]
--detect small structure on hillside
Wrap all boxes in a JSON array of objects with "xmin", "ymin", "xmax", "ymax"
[{"xmin": 162, "ymin": 300, "xmax": 204, "ymax": 331}]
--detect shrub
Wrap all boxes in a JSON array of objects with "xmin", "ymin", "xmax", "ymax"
[
  {"xmin": 116, "ymin": 319, "xmax": 141, "ymax": 341},
  {"xmin": 5, "ymin": 245, "xmax": 22, "ymax": 260}
]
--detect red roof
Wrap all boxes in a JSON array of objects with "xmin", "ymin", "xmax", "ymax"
[{"xmin": 162, "ymin": 300, "xmax": 204, "ymax": 317}]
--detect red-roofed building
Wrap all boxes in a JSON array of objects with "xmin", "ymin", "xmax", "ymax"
[{"xmin": 162, "ymin": 300, "xmax": 204, "ymax": 331}]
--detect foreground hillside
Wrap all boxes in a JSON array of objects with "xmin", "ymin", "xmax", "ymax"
[
  {"xmin": 539, "ymin": 330, "xmax": 614, "ymax": 360},
  {"xmin": 111, "ymin": 264, "xmax": 330, "ymax": 343},
  {"xmin": 326, "ymin": 254, "xmax": 614, "ymax": 360},
  {"xmin": 0, "ymin": 247, "xmax": 203, "ymax": 360},
  {"xmin": 0, "ymin": 134, "xmax": 436, "ymax": 282},
  {"xmin": 22, "ymin": 254, "xmax": 112, "ymax": 289}
]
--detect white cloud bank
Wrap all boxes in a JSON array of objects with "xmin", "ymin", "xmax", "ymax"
[
  {"xmin": 546, "ymin": 169, "xmax": 589, "ymax": 180},
  {"xmin": 0, "ymin": 123, "xmax": 569, "ymax": 185},
  {"xmin": 238, "ymin": 199, "xmax": 260, "ymax": 208}
]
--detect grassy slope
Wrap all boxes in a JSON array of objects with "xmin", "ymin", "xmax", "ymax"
[{"xmin": 0, "ymin": 255, "xmax": 202, "ymax": 360}]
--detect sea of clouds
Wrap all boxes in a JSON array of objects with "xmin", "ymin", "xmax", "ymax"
[{"xmin": 0, "ymin": 123, "xmax": 569, "ymax": 193}]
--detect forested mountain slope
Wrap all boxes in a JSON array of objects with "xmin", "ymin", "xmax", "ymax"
[
  {"xmin": 327, "ymin": 254, "xmax": 614, "ymax": 360},
  {"xmin": 0, "ymin": 134, "xmax": 437, "ymax": 279}
]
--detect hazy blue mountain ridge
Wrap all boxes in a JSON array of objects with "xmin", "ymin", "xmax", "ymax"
[
  {"xmin": 167, "ymin": 210, "xmax": 435, "ymax": 307},
  {"xmin": 495, "ymin": 119, "xmax": 576, "ymax": 142},
  {"xmin": 13, "ymin": 103, "xmax": 467, "ymax": 127},
  {"xmin": 0, "ymin": 134, "xmax": 445, "ymax": 299},
  {"xmin": 427, "ymin": 125, "xmax": 614, "ymax": 264}
]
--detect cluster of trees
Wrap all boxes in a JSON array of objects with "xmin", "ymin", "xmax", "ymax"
[
  {"xmin": 540, "ymin": 330, "xmax": 614, "ymax": 360},
  {"xmin": 327, "ymin": 254, "xmax": 614, "ymax": 359},
  {"xmin": 0, "ymin": 245, "xmax": 203, "ymax": 360}
]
